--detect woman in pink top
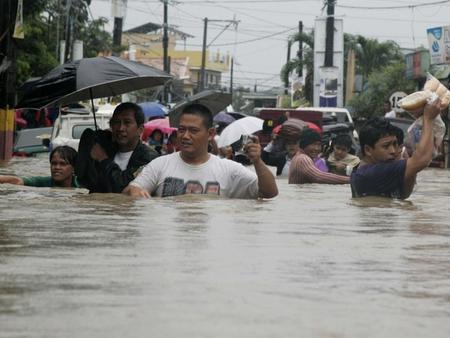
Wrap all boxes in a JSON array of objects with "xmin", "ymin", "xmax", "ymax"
[{"xmin": 289, "ymin": 129, "xmax": 350, "ymax": 185}]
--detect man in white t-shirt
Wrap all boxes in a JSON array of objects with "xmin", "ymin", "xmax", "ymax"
[
  {"xmin": 123, "ymin": 104, "xmax": 278, "ymax": 199},
  {"xmin": 86, "ymin": 102, "xmax": 159, "ymax": 193}
]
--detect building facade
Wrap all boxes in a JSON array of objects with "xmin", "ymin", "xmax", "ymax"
[{"xmin": 121, "ymin": 22, "xmax": 230, "ymax": 98}]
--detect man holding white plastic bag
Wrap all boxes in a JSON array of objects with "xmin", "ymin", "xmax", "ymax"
[{"xmin": 351, "ymin": 97, "xmax": 441, "ymax": 199}]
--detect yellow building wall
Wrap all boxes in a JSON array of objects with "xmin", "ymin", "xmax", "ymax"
[{"xmin": 125, "ymin": 34, "xmax": 229, "ymax": 73}]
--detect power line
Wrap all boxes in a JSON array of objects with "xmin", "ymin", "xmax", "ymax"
[
  {"xmin": 337, "ymin": 0, "xmax": 450, "ymax": 10},
  {"xmin": 184, "ymin": 0, "xmax": 293, "ymax": 29},
  {"xmin": 208, "ymin": 27, "xmax": 296, "ymax": 47},
  {"xmin": 119, "ymin": 0, "xmax": 316, "ymax": 3}
]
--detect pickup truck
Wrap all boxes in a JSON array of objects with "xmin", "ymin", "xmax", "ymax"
[{"xmin": 50, "ymin": 107, "xmax": 114, "ymax": 150}]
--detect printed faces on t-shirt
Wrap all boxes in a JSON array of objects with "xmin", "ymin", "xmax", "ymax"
[{"xmin": 161, "ymin": 177, "xmax": 221, "ymax": 197}]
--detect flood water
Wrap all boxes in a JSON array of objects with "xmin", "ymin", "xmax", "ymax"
[{"xmin": 1, "ymin": 155, "xmax": 450, "ymax": 338}]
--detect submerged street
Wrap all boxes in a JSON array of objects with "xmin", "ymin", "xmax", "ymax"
[{"xmin": 1, "ymin": 156, "xmax": 449, "ymax": 338}]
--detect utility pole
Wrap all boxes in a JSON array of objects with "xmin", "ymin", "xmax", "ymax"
[
  {"xmin": 112, "ymin": 17, "xmax": 123, "ymax": 53},
  {"xmin": 199, "ymin": 17, "xmax": 239, "ymax": 92},
  {"xmin": 112, "ymin": 0, "xmax": 126, "ymax": 56},
  {"xmin": 345, "ymin": 48, "xmax": 356, "ymax": 105},
  {"xmin": 297, "ymin": 21, "xmax": 303, "ymax": 77},
  {"xmin": 199, "ymin": 17, "xmax": 208, "ymax": 92},
  {"xmin": 55, "ymin": 0, "xmax": 61, "ymax": 60},
  {"xmin": 163, "ymin": 0, "xmax": 169, "ymax": 103},
  {"xmin": 163, "ymin": 0, "xmax": 169, "ymax": 74},
  {"xmin": 230, "ymin": 57, "xmax": 234, "ymax": 94},
  {"xmin": 0, "ymin": 0, "xmax": 17, "ymax": 107},
  {"xmin": 284, "ymin": 40, "xmax": 291, "ymax": 94},
  {"xmin": 0, "ymin": 0, "xmax": 17, "ymax": 161},
  {"xmin": 64, "ymin": 0, "xmax": 72, "ymax": 62},
  {"xmin": 324, "ymin": 0, "xmax": 335, "ymax": 67}
]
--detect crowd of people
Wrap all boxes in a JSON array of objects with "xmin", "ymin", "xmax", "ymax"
[{"xmin": 0, "ymin": 97, "xmax": 444, "ymax": 200}]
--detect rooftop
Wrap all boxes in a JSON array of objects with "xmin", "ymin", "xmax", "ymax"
[{"xmin": 124, "ymin": 22, "xmax": 194, "ymax": 40}]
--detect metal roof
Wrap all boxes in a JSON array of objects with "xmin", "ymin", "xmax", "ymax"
[{"xmin": 123, "ymin": 22, "xmax": 194, "ymax": 39}]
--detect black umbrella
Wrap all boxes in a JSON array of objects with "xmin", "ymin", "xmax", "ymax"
[
  {"xmin": 17, "ymin": 56, "xmax": 172, "ymax": 128},
  {"xmin": 169, "ymin": 90, "xmax": 232, "ymax": 127}
]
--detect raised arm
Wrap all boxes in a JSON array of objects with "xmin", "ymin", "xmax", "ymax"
[
  {"xmin": 403, "ymin": 99, "xmax": 441, "ymax": 198},
  {"xmin": 289, "ymin": 155, "xmax": 349, "ymax": 184},
  {"xmin": 246, "ymin": 138, "xmax": 278, "ymax": 198},
  {"xmin": 0, "ymin": 175, "xmax": 24, "ymax": 185}
]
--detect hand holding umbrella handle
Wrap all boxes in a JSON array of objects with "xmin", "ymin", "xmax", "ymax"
[{"xmin": 90, "ymin": 143, "xmax": 108, "ymax": 162}]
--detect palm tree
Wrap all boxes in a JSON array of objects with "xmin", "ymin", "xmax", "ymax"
[
  {"xmin": 280, "ymin": 31, "xmax": 314, "ymax": 105},
  {"xmin": 280, "ymin": 32, "xmax": 404, "ymax": 107},
  {"xmin": 350, "ymin": 35, "xmax": 403, "ymax": 84}
]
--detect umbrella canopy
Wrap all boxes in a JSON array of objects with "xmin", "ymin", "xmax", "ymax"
[
  {"xmin": 139, "ymin": 102, "xmax": 167, "ymax": 120},
  {"xmin": 278, "ymin": 118, "xmax": 316, "ymax": 144},
  {"xmin": 217, "ymin": 116, "xmax": 264, "ymax": 148},
  {"xmin": 213, "ymin": 111, "xmax": 235, "ymax": 125},
  {"xmin": 305, "ymin": 121, "xmax": 322, "ymax": 134},
  {"xmin": 17, "ymin": 56, "xmax": 172, "ymax": 109},
  {"xmin": 227, "ymin": 112, "xmax": 248, "ymax": 120},
  {"xmin": 169, "ymin": 90, "xmax": 232, "ymax": 127},
  {"xmin": 142, "ymin": 118, "xmax": 177, "ymax": 141}
]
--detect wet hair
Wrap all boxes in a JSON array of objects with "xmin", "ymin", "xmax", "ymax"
[
  {"xmin": 298, "ymin": 128, "xmax": 322, "ymax": 149},
  {"xmin": 359, "ymin": 117, "xmax": 398, "ymax": 156},
  {"xmin": 391, "ymin": 125, "xmax": 404, "ymax": 146},
  {"xmin": 180, "ymin": 104, "xmax": 213, "ymax": 129},
  {"xmin": 112, "ymin": 102, "xmax": 145, "ymax": 126},
  {"xmin": 333, "ymin": 134, "xmax": 352, "ymax": 150},
  {"xmin": 49, "ymin": 146, "xmax": 77, "ymax": 167}
]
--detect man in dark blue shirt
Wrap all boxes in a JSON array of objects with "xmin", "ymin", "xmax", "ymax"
[{"xmin": 351, "ymin": 98, "xmax": 441, "ymax": 199}]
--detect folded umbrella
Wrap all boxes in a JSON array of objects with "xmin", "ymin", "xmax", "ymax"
[{"xmin": 217, "ymin": 116, "xmax": 264, "ymax": 148}]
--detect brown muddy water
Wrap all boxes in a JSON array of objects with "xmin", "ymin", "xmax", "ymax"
[{"xmin": 1, "ymin": 154, "xmax": 450, "ymax": 338}]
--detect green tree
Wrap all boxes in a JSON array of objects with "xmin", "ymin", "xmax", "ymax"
[
  {"xmin": 348, "ymin": 61, "xmax": 415, "ymax": 117},
  {"xmin": 15, "ymin": 0, "xmax": 112, "ymax": 86},
  {"xmin": 79, "ymin": 17, "xmax": 113, "ymax": 58},
  {"xmin": 16, "ymin": 0, "xmax": 59, "ymax": 84},
  {"xmin": 349, "ymin": 35, "xmax": 403, "ymax": 84}
]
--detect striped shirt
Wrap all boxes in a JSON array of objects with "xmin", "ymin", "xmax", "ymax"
[{"xmin": 288, "ymin": 150, "xmax": 350, "ymax": 185}]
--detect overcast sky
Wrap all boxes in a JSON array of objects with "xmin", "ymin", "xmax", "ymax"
[{"xmin": 90, "ymin": 0, "xmax": 450, "ymax": 90}]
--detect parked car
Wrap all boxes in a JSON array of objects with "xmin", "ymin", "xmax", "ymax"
[{"xmin": 13, "ymin": 127, "xmax": 53, "ymax": 156}]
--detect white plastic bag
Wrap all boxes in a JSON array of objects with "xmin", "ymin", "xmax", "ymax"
[{"xmin": 406, "ymin": 114, "xmax": 446, "ymax": 158}]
